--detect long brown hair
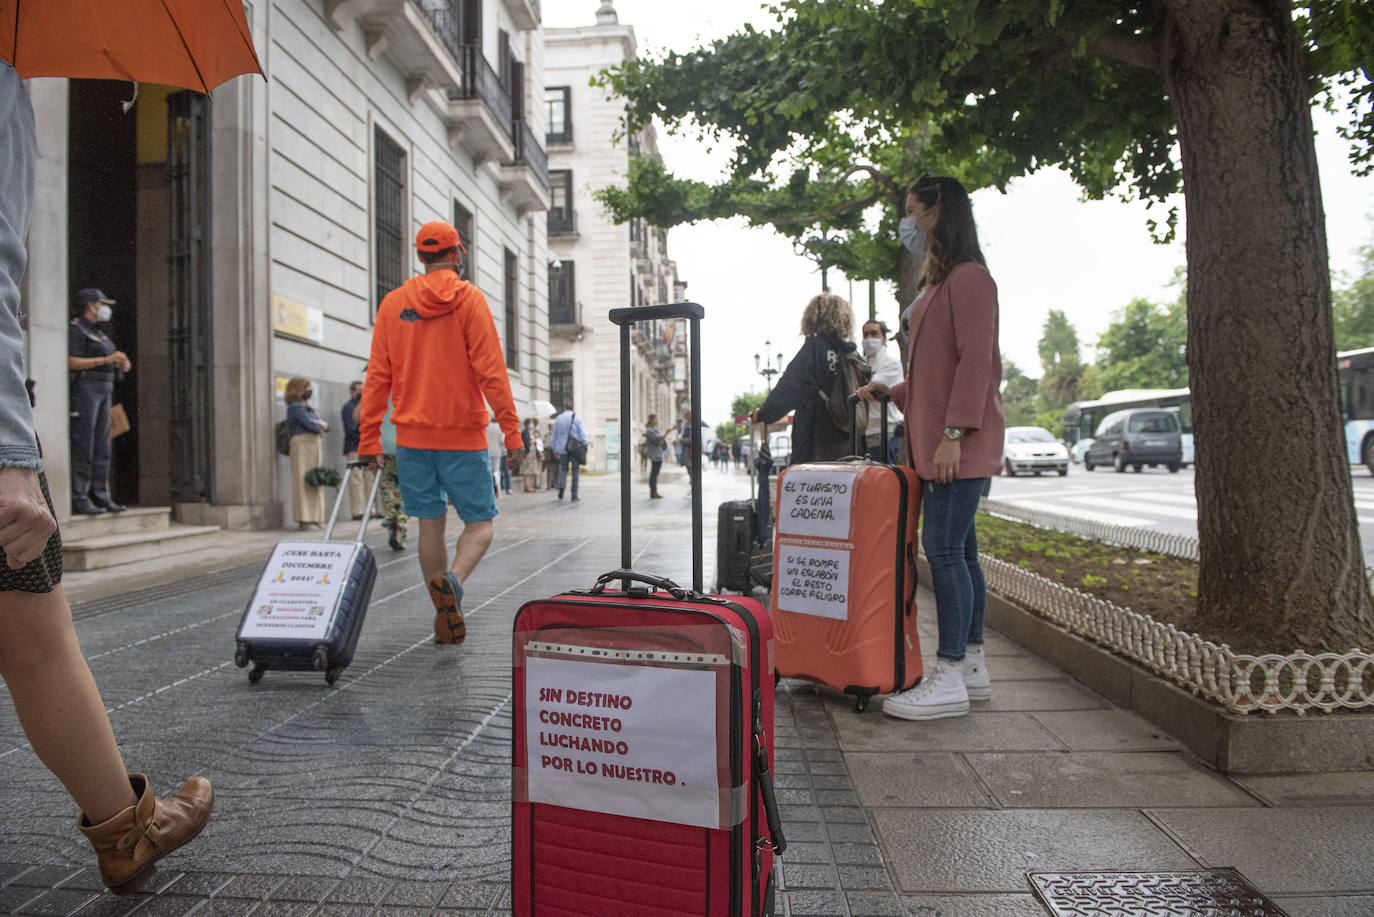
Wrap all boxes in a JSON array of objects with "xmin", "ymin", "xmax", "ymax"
[{"xmin": 909, "ymin": 176, "xmax": 986, "ymax": 288}]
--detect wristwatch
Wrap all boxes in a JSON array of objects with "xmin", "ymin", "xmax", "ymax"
[{"xmin": 943, "ymin": 427, "xmax": 964, "ymax": 442}]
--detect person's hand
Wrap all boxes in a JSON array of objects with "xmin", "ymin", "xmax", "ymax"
[
  {"xmin": 932, "ymin": 438, "xmax": 960, "ymax": 485},
  {"xmin": 506, "ymin": 447, "xmax": 525, "ymax": 471},
  {"xmin": 749, "ymin": 410, "xmax": 759, "ymax": 424},
  {"xmin": 318, "ymin": 420, "xmax": 329, "ymax": 432},
  {"xmin": 855, "ymin": 382, "xmax": 889, "ymax": 404},
  {"xmin": 358, "ymin": 453, "xmax": 383, "ymax": 470},
  {"xmin": 0, "ymin": 468, "xmax": 57, "ymax": 569},
  {"xmin": 111, "ymin": 350, "xmax": 132, "ymax": 372}
]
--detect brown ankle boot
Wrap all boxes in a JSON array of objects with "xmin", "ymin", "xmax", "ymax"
[{"xmin": 78, "ymin": 773, "xmax": 213, "ymax": 889}]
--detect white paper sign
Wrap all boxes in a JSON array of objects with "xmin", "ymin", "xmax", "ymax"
[
  {"xmin": 239, "ymin": 541, "xmax": 356, "ymax": 640},
  {"xmin": 774, "ymin": 542, "xmax": 852, "ymax": 619},
  {"xmin": 777, "ymin": 470, "xmax": 857, "ymax": 540},
  {"xmin": 524, "ymin": 654, "xmax": 720, "ymax": 829}
]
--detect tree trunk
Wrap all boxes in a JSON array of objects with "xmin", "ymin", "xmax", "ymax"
[{"xmin": 1163, "ymin": 0, "xmax": 1374, "ymax": 651}]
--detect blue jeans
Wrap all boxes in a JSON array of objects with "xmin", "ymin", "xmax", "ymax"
[
  {"xmin": 556, "ymin": 451, "xmax": 580, "ymax": 498},
  {"xmin": 922, "ymin": 478, "xmax": 988, "ymax": 662}
]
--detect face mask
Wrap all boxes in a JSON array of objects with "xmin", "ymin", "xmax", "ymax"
[
  {"xmin": 897, "ymin": 216, "xmax": 925, "ymax": 254},
  {"xmin": 95, "ymin": 305, "xmax": 113, "ymax": 323},
  {"xmin": 862, "ymin": 337, "xmax": 884, "ymax": 358}
]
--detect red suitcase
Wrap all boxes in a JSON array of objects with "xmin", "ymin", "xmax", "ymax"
[
  {"xmin": 512, "ymin": 303, "xmax": 785, "ymax": 917},
  {"xmin": 771, "ymin": 395, "xmax": 922, "ymax": 711}
]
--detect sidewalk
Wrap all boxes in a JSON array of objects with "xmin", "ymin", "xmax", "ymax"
[{"xmin": 0, "ymin": 462, "xmax": 1369, "ymax": 915}]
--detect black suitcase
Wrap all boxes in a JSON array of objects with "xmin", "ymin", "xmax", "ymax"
[
  {"xmin": 233, "ymin": 462, "xmax": 382, "ymax": 685},
  {"xmin": 716, "ymin": 426, "xmax": 773, "ymax": 593}
]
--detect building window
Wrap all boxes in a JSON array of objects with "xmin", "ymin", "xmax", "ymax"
[
  {"xmin": 453, "ymin": 199, "xmax": 474, "ymax": 281},
  {"xmin": 545, "ymin": 86, "xmax": 572, "ymax": 143},
  {"xmin": 548, "ymin": 170, "xmax": 574, "ymax": 234},
  {"xmin": 504, "ymin": 248, "xmax": 518, "ymax": 369},
  {"xmin": 373, "ymin": 126, "xmax": 406, "ymax": 313},
  {"xmin": 550, "ymin": 360, "xmax": 573, "ymax": 414},
  {"xmin": 549, "ymin": 259, "xmax": 575, "ymax": 325}
]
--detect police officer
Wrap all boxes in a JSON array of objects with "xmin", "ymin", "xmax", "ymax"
[{"xmin": 67, "ymin": 289, "xmax": 130, "ymax": 514}]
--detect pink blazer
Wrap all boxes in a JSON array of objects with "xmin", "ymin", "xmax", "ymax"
[{"xmin": 889, "ymin": 262, "xmax": 1004, "ymax": 480}]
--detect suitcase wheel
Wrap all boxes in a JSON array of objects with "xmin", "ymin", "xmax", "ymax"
[
  {"xmin": 248, "ymin": 666, "xmax": 265, "ymax": 685},
  {"xmin": 312, "ymin": 646, "xmax": 329, "ymax": 671},
  {"xmin": 852, "ymin": 695, "xmax": 870, "ymax": 714},
  {"xmin": 233, "ymin": 643, "xmax": 249, "ymax": 668},
  {"xmin": 325, "ymin": 667, "xmax": 342, "ymax": 686}
]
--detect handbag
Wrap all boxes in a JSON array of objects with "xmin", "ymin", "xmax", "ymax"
[
  {"xmin": 566, "ymin": 437, "xmax": 587, "ymax": 465},
  {"xmin": 109, "ymin": 403, "xmax": 131, "ymax": 439}
]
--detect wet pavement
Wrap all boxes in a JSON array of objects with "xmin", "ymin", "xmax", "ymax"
[{"xmin": 0, "ymin": 462, "xmax": 1370, "ymax": 915}]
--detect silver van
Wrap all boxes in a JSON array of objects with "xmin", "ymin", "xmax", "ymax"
[{"xmin": 1083, "ymin": 408, "xmax": 1183, "ymax": 473}]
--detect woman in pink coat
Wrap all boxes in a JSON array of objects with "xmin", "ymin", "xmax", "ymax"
[{"xmin": 858, "ymin": 175, "xmax": 1004, "ymax": 722}]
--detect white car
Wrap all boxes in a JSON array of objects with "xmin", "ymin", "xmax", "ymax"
[
  {"xmin": 1069, "ymin": 438, "xmax": 1094, "ymax": 464},
  {"xmin": 1003, "ymin": 426, "xmax": 1069, "ymax": 476}
]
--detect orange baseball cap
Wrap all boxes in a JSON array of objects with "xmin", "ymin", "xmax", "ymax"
[{"xmin": 415, "ymin": 220, "xmax": 466, "ymax": 253}]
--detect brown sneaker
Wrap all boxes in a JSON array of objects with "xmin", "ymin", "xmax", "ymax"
[{"xmin": 428, "ymin": 573, "xmax": 466, "ymax": 644}]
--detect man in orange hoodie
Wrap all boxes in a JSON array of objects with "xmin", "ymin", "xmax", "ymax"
[{"xmin": 358, "ymin": 221, "xmax": 524, "ymax": 644}]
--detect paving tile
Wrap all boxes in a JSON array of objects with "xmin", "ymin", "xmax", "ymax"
[
  {"xmin": 117, "ymin": 895, "xmax": 205, "ymax": 916},
  {"xmin": 784, "ymin": 888, "xmax": 846, "ymax": 915},
  {"xmin": 898, "ymin": 893, "xmax": 1049, "ymax": 916},
  {"xmin": 873, "ymin": 809, "xmax": 1198, "ymax": 892},
  {"xmin": 831, "ymin": 843, "xmax": 884, "ymax": 866},
  {"xmin": 978, "ymin": 655, "xmax": 1063, "ymax": 681},
  {"xmin": 837, "ymin": 865, "xmax": 892, "ymax": 890},
  {"xmin": 1151, "ymin": 807, "xmax": 1374, "ymax": 893},
  {"xmin": 846, "ymin": 752, "xmax": 993, "ymax": 808},
  {"xmin": 829, "ymin": 707, "xmax": 1067, "ymax": 753},
  {"xmin": 71, "ymin": 894, "xmax": 154, "ymax": 916},
  {"xmin": 845, "ymin": 890, "xmax": 907, "ymax": 916},
  {"xmin": 1271, "ymin": 896, "xmax": 1374, "ymax": 916},
  {"xmin": 975, "ymin": 679, "xmax": 1110, "ymax": 713},
  {"xmin": 966, "ymin": 751, "xmax": 1259, "ymax": 808},
  {"xmin": 783, "ymin": 863, "xmax": 840, "ymax": 890},
  {"xmin": 1030, "ymin": 709, "xmax": 1182, "ymax": 751},
  {"xmin": 16, "ymin": 888, "xmax": 101, "ymax": 915},
  {"xmin": 1233, "ymin": 771, "xmax": 1374, "ymax": 807}
]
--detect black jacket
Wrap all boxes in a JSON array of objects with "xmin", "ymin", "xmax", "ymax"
[{"xmin": 756, "ymin": 335, "xmax": 853, "ymax": 464}]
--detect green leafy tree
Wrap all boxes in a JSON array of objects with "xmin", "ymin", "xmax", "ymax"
[
  {"xmin": 1038, "ymin": 309, "xmax": 1085, "ymax": 407},
  {"xmin": 731, "ymin": 391, "xmax": 768, "ymax": 418},
  {"xmin": 715, "ymin": 422, "xmax": 748, "ymax": 446},
  {"xmin": 1095, "ymin": 298, "xmax": 1190, "ymax": 392},
  {"xmin": 1001, "ymin": 361, "xmax": 1040, "ymax": 427},
  {"xmin": 1333, "ymin": 231, "xmax": 1374, "ymax": 350},
  {"xmin": 601, "ymin": 2, "xmax": 1374, "ymax": 650}
]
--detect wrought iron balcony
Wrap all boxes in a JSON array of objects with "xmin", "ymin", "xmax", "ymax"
[
  {"xmin": 548, "ymin": 209, "xmax": 577, "ymax": 236},
  {"xmin": 445, "ymin": 41, "xmax": 515, "ymax": 163},
  {"xmin": 500, "ymin": 118, "xmax": 550, "ymax": 213}
]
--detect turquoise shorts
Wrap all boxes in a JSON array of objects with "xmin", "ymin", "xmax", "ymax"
[{"xmin": 395, "ymin": 446, "xmax": 497, "ymax": 522}]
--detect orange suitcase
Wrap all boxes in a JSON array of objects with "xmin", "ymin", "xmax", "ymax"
[{"xmin": 770, "ymin": 396, "xmax": 922, "ymax": 711}]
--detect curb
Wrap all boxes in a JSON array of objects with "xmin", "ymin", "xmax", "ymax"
[{"xmin": 919, "ymin": 556, "xmax": 1374, "ymax": 774}]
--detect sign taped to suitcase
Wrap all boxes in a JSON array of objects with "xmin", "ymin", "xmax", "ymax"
[{"xmin": 238, "ymin": 541, "xmax": 362, "ymax": 641}]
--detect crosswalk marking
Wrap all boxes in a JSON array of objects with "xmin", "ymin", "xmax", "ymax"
[
  {"xmin": 997, "ymin": 498, "xmax": 1155, "ymax": 528},
  {"xmin": 1064, "ymin": 495, "xmax": 1200, "ymax": 521}
]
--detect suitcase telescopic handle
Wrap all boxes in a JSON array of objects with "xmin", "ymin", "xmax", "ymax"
[
  {"xmin": 323, "ymin": 461, "xmax": 384, "ymax": 543},
  {"xmin": 609, "ymin": 302, "xmax": 706, "ymax": 593},
  {"xmin": 846, "ymin": 390, "xmax": 890, "ymax": 461}
]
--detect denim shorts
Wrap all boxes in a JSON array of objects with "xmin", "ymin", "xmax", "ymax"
[{"xmin": 395, "ymin": 446, "xmax": 498, "ymax": 522}]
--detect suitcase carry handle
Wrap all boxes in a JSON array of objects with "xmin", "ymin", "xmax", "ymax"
[
  {"xmin": 754, "ymin": 735, "xmax": 787, "ymax": 854},
  {"xmin": 609, "ymin": 302, "xmax": 706, "ymax": 593},
  {"xmin": 323, "ymin": 461, "xmax": 385, "ymax": 543},
  {"xmin": 589, "ymin": 568, "xmax": 693, "ymax": 600}
]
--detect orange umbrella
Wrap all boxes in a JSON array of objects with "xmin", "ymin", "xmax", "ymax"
[{"xmin": 2, "ymin": 0, "xmax": 263, "ymax": 93}]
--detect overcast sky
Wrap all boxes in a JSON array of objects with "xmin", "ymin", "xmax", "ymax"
[{"xmin": 545, "ymin": 1, "xmax": 1374, "ymax": 429}]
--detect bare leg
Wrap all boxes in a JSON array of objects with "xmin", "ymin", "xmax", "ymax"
[
  {"xmin": 417, "ymin": 516, "xmax": 449, "ymax": 584},
  {"xmin": 0, "ymin": 587, "xmax": 136, "ymax": 823},
  {"xmin": 449, "ymin": 519, "xmax": 493, "ymax": 583}
]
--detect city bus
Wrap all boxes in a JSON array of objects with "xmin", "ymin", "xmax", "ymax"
[
  {"xmin": 1061, "ymin": 388, "xmax": 1193, "ymax": 465},
  {"xmin": 1338, "ymin": 347, "xmax": 1374, "ymax": 473}
]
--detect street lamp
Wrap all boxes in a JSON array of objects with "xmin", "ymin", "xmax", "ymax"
[
  {"xmin": 755, "ymin": 340, "xmax": 785, "ymax": 394},
  {"xmin": 801, "ymin": 233, "xmax": 840, "ymax": 291}
]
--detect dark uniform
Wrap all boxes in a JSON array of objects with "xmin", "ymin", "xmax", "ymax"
[{"xmin": 68, "ymin": 315, "xmax": 117, "ymax": 511}]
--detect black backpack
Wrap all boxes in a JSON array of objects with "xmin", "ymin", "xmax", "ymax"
[
  {"xmin": 818, "ymin": 339, "xmax": 872, "ymax": 434},
  {"xmin": 275, "ymin": 419, "xmax": 291, "ymax": 456}
]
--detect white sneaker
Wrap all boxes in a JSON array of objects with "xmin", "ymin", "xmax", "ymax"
[
  {"xmin": 963, "ymin": 645, "xmax": 991, "ymax": 702},
  {"xmin": 882, "ymin": 660, "xmax": 969, "ymax": 721}
]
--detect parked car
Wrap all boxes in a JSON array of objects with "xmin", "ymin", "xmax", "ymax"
[
  {"xmin": 1069, "ymin": 438, "xmax": 1094, "ymax": 464},
  {"xmin": 767, "ymin": 431, "xmax": 791, "ymax": 468},
  {"xmin": 1002, "ymin": 426, "xmax": 1069, "ymax": 476},
  {"xmin": 1083, "ymin": 408, "xmax": 1183, "ymax": 473}
]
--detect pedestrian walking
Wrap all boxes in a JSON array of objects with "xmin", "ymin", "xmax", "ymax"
[
  {"xmin": 357, "ymin": 220, "xmax": 523, "ymax": 645},
  {"xmin": 550, "ymin": 406, "xmax": 588, "ymax": 501},
  {"xmin": 341, "ymin": 380, "xmax": 377, "ymax": 519},
  {"xmin": 858, "ymin": 175, "xmax": 1004, "ymax": 721},
  {"xmin": 0, "ymin": 61, "xmax": 212, "ymax": 891},
  {"xmin": 643, "ymin": 413, "xmax": 666, "ymax": 498},
  {"xmin": 284, "ymin": 377, "xmax": 328, "ymax": 530},
  {"xmin": 751, "ymin": 292, "xmax": 857, "ymax": 465},
  {"xmin": 860, "ymin": 319, "xmax": 905, "ymax": 462},
  {"xmin": 520, "ymin": 419, "xmax": 543, "ymax": 492},
  {"xmin": 67, "ymin": 288, "xmax": 131, "ymax": 514}
]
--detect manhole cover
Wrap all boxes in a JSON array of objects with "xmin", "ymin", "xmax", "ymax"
[{"xmin": 1029, "ymin": 868, "xmax": 1290, "ymax": 916}]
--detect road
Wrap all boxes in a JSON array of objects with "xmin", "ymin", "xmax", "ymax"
[{"xmin": 986, "ymin": 462, "xmax": 1374, "ymax": 566}]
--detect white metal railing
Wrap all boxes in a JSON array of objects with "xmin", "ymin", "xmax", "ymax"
[
  {"xmin": 978, "ymin": 554, "xmax": 1374, "ymax": 715},
  {"xmin": 980, "ymin": 497, "xmax": 1200, "ymax": 560}
]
